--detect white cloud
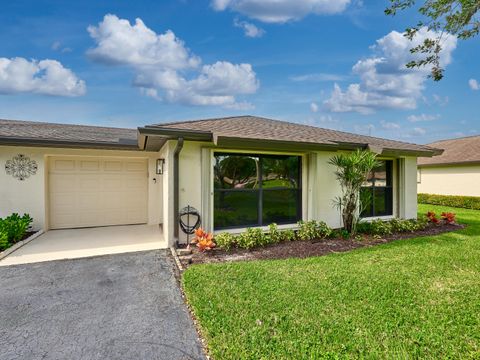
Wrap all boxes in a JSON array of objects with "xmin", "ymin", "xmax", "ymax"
[
  {"xmin": 290, "ymin": 73, "xmax": 346, "ymax": 82},
  {"xmin": 211, "ymin": 0, "xmax": 351, "ymax": 23},
  {"xmin": 407, "ymin": 113, "xmax": 439, "ymax": 122},
  {"xmin": 233, "ymin": 19, "xmax": 265, "ymax": 37},
  {"xmin": 469, "ymin": 78, "xmax": 479, "ymax": 90},
  {"xmin": 380, "ymin": 120, "xmax": 400, "ymax": 130},
  {"xmin": 87, "ymin": 14, "xmax": 200, "ymax": 69},
  {"xmin": 88, "ymin": 14, "xmax": 259, "ymax": 107},
  {"xmin": 310, "ymin": 102, "xmax": 319, "ymax": 112},
  {"xmin": 324, "ymin": 27, "xmax": 457, "ymax": 114},
  {"xmin": 0, "ymin": 57, "xmax": 86, "ymax": 97}
]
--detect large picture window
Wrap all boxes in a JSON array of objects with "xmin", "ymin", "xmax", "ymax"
[
  {"xmin": 214, "ymin": 153, "xmax": 302, "ymax": 230},
  {"xmin": 361, "ymin": 160, "xmax": 393, "ymax": 218}
]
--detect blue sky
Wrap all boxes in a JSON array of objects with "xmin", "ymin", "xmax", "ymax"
[{"xmin": 0, "ymin": 0, "xmax": 478, "ymax": 144}]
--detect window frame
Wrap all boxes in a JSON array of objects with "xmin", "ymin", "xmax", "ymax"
[
  {"xmin": 360, "ymin": 160, "xmax": 394, "ymax": 218},
  {"xmin": 213, "ymin": 152, "xmax": 303, "ymax": 230}
]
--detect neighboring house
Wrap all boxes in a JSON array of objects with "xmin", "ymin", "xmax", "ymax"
[
  {"xmin": 418, "ymin": 135, "xmax": 480, "ymax": 197},
  {"xmin": 0, "ymin": 116, "xmax": 441, "ymax": 247}
]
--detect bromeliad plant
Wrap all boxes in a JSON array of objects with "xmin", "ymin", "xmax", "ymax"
[
  {"xmin": 329, "ymin": 150, "xmax": 381, "ymax": 235},
  {"xmin": 192, "ymin": 228, "xmax": 216, "ymax": 252},
  {"xmin": 441, "ymin": 212, "xmax": 456, "ymax": 224}
]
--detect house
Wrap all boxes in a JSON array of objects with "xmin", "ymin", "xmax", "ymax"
[
  {"xmin": 418, "ymin": 135, "xmax": 480, "ymax": 197},
  {"xmin": 1, "ymin": 116, "xmax": 441, "ymax": 247}
]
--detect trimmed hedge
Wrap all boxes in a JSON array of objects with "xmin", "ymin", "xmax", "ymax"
[{"xmin": 418, "ymin": 193, "xmax": 480, "ymax": 210}]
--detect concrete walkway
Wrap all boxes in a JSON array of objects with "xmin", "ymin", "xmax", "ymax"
[
  {"xmin": 0, "ymin": 250, "xmax": 205, "ymax": 360},
  {"xmin": 0, "ymin": 225, "xmax": 166, "ymax": 266}
]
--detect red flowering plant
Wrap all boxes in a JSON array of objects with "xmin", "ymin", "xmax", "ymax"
[
  {"xmin": 192, "ymin": 228, "xmax": 216, "ymax": 252},
  {"xmin": 426, "ymin": 211, "xmax": 440, "ymax": 224},
  {"xmin": 441, "ymin": 212, "xmax": 456, "ymax": 224}
]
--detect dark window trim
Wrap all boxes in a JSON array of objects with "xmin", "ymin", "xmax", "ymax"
[
  {"xmin": 213, "ymin": 152, "xmax": 302, "ymax": 230},
  {"xmin": 361, "ymin": 160, "xmax": 394, "ymax": 218}
]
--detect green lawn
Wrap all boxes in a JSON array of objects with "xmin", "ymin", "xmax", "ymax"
[{"xmin": 183, "ymin": 204, "xmax": 480, "ymax": 359}]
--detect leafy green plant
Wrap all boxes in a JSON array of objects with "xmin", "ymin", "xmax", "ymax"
[
  {"xmin": 268, "ymin": 223, "xmax": 282, "ymax": 244},
  {"xmin": 0, "ymin": 232, "xmax": 9, "ymax": 251},
  {"xmin": 366, "ymin": 219, "xmax": 393, "ymax": 236},
  {"xmin": 0, "ymin": 213, "xmax": 33, "ymax": 244},
  {"xmin": 214, "ymin": 232, "xmax": 237, "ymax": 251},
  {"xmin": 357, "ymin": 218, "xmax": 428, "ymax": 236},
  {"xmin": 237, "ymin": 228, "xmax": 268, "ymax": 249},
  {"xmin": 297, "ymin": 220, "xmax": 332, "ymax": 241},
  {"xmin": 280, "ymin": 229, "xmax": 296, "ymax": 242},
  {"xmin": 419, "ymin": 193, "xmax": 480, "ymax": 210},
  {"xmin": 329, "ymin": 150, "xmax": 381, "ymax": 234}
]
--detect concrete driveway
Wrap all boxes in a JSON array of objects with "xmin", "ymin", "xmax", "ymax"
[
  {"xmin": 0, "ymin": 250, "xmax": 205, "ymax": 360},
  {"xmin": 0, "ymin": 225, "xmax": 166, "ymax": 266}
]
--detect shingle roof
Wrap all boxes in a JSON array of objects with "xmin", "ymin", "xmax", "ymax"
[
  {"xmin": 0, "ymin": 119, "xmax": 138, "ymax": 149},
  {"xmin": 418, "ymin": 135, "xmax": 480, "ymax": 166},
  {"xmin": 149, "ymin": 115, "xmax": 440, "ymax": 155}
]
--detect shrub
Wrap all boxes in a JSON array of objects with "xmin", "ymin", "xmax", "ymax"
[
  {"xmin": 441, "ymin": 212, "xmax": 456, "ymax": 224},
  {"xmin": 280, "ymin": 229, "xmax": 296, "ymax": 242},
  {"xmin": 426, "ymin": 211, "xmax": 440, "ymax": 224},
  {"xmin": 357, "ymin": 218, "xmax": 428, "ymax": 236},
  {"xmin": 370, "ymin": 219, "xmax": 393, "ymax": 236},
  {"xmin": 418, "ymin": 193, "xmax": 480, "ymax": 210},
  {"xmin": 237, "ymin": 228, "xmax": 268, "ymax": 249},
  {"xmin": 0, "ymin": 232, "xmax": 9, "ymax": 251},
  {"xmin": 215, "ymin": 232, "xmax": 237, "ymax": 251},
  {"xmin": 297, "ymin": 220, "xmax": 332, "ymax": 241},
  {"xmin": 0, "ymin": 213, "xmax": 33, "ymax": 245},
  {"xmin": 268, "ymin": 223, "xmax": 282, "ymax": 244}
]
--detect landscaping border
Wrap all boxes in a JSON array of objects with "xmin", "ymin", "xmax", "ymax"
[{"xmin": 0, "ymin": 229, "xmax": 44, "ymax": 260}]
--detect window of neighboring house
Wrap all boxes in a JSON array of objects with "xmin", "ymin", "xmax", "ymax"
[
  {"xmin": 417, "ymin": 168, "xmax": 422, "ymax": 183},
  {"xmin": 213, "ymin": 153, "xmax": 302, "ymax": 230},
  {"xmin": 361, "ymin": 160, "xmax": 393, "ymax": 217}
]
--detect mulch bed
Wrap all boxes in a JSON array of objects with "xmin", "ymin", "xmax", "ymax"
[{"xmin": 180, "ymin": 223, "xmax": 464, "ymax": 268}]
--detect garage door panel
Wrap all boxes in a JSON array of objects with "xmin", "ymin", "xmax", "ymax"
[
  {"xmin": 104, "ymin": 161, "xmax": 123, "ymax": 171},
  {"xmin": 49, "ymin": 157, "xmax": 148, "ymax": 229},
  {"xmin": 125, "ymin": 161, "xmax": 146, "ymax": 172},
  {"xmin": 51, "ymin": 159, "xmax": 76, "ymax": 171},
  {"xmin": 79, "ymin": 160, "xmax": 100, "ymax": 171}
]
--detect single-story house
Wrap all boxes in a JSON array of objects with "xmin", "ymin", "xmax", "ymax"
[
  {"xmin": 1, "ymin": 116, "xmax": 441, "ymax": 247},
  {"xmin": 418, "ymin": 135, "xmax": 480, "ymax": 197}
]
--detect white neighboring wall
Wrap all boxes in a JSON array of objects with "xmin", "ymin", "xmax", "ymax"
[{"xmin": 418, "ymin": 164, "xmax": 480, "ymax": 197}]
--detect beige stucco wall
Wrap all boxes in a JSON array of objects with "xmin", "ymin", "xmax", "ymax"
[
  {"xmin": 171, "ymin": 142, "xmax": 419, "ymax": 244},
  {"xmin": 418, "ymin": 164, "xmax": 480, "ymax": 197},
  {"xmin": 1, "ymin": 141, "xmax": 420, "ymax": 246},
  {"xmin": 0, "ymin": 145, "xmax": 162, "ymax": 231}
]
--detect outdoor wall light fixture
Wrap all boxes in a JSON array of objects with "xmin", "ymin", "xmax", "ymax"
[{"xmin": 156, "ymin": 158, "xmax": 165, "ymax": 175}]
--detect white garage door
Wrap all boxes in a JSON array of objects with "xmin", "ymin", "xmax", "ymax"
[{"xmin": 49, "ymin": 156, "xmax": 148, "ymax": 229}]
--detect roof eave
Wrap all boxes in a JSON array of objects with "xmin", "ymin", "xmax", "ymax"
[
  {"xmin": 0, "ymin": 136, "xmax": 140, "ymax": 151},
  {"xmin": 418, "ymin": 160, "xmax": 480, "ymax": 167}
]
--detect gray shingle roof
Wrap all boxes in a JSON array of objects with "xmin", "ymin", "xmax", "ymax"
[
  {"xmin": 418, "ymin": 135, "xmax": 480, "ymax": 166},
  {"xmin": 0, "ymin": 119, "xmax": 138, "ymax": 149},
  {"xmin": 149, "ymin": 115, "xmax": 440, "ymax": 155}
]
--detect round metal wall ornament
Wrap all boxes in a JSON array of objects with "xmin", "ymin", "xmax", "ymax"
[{"xmin": 5, "ymin": 154, "xmax": 38, "ymax": 181}]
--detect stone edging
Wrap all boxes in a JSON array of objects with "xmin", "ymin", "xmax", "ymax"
[
  {"xmin": 0, "ymin": 230, "xmax": 44, "ymax": 261},
  {"xmin": 170, "ymin": 247, "xmax": 184, "ymax": 272}
]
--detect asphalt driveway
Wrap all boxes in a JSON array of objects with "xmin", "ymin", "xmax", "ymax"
[{"xmin": 0, "ymin": 250, "xmax": 205, "ymax": 360}]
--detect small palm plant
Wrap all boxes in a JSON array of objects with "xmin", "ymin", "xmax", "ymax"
[{"xmin": 329, "ymin": 150, "xmax": 381, "ymax": 235}]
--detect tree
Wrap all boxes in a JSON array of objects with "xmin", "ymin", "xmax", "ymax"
[
  {"xmin": 386, "ymin": 0, "xmax": 480, "ymax": 80},
  {"xmin": 329, "ymin": 150, "xmax": 381, "ymax": 234}
]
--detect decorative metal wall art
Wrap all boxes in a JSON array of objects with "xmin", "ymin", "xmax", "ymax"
[{"xmin": 5, "ymin": 154, "xmax": 38, "ymax": 181}]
